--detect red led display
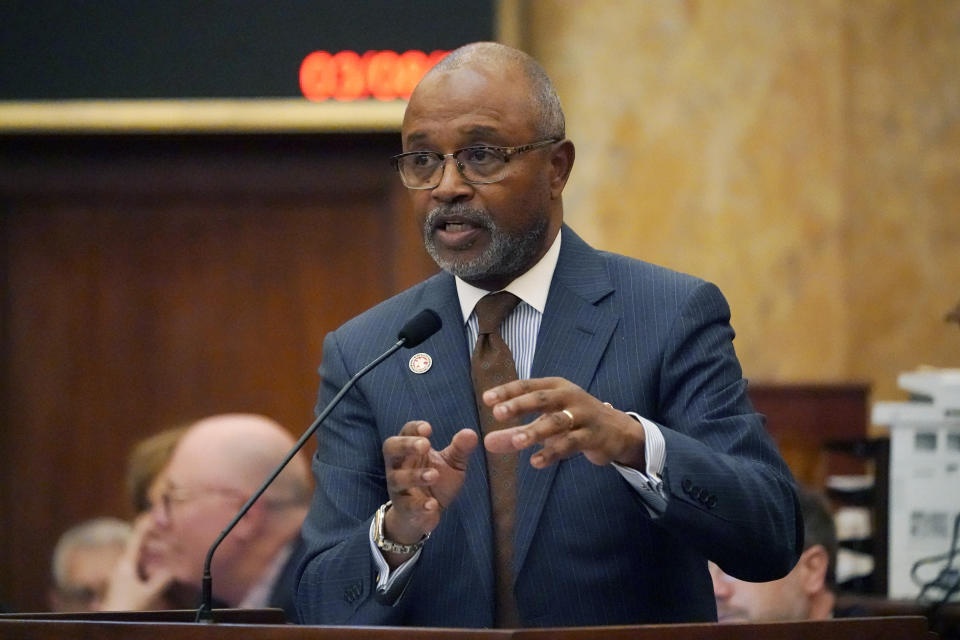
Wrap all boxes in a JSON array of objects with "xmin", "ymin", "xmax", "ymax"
[{"xmin": 300, "ymin": 49, "xmax": 449, "ymax": 101}]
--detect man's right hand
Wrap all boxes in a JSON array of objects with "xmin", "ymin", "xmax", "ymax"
[
  {"xmin": 99, "ymin": 513, "xmax": 174, "ymax": 611},
  {"xmin": 381, "ymin": 422, "xmax": 477, "ymax": 563}
]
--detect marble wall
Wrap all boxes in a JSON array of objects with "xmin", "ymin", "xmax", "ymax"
[{"xmin": 525, "ymin": 0, "xmax": 960, "ymax": 403}]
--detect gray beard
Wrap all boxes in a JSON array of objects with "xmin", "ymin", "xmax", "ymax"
[{"xmin": 422, "ymin": 206, "xmax": 549, "ymax": 283}]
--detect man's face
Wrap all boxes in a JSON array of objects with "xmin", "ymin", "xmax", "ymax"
[
  {"xmin": 400, "ymin": 65, "xmax": 563, "ymax": 291},
  {"xmin": 145, "ymin": 456, "xmax": 245, "ymax": 588},
  {"xmin": 709, "ymin": 561, "xmax": 810, "ymax": 623},
  {"xmin": 50, "ymin": 543, "xmax": 124, "ymax": 612}
]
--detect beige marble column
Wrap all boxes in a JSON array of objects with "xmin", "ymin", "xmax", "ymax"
[
  {"xmin": 843, "ymin": 0, "xmax": 960, "ymax": 399},
  {"xmin": 525, "ymin": 0, "xmax": 959, "ymax": 400}
]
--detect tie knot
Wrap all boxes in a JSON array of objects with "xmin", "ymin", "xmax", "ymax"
[{"xmin": 475, "ymin": 292, "xmax": 521, "ymax": 335}]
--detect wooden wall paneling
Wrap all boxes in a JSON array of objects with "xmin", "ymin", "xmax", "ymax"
[
  {"xmin": 0, "ymin": 191, "xmax": 13, "ymax": 615},
  {"xmin": 747, "ymin": 382, "xmax": 871, "ymax": 489},
  {"xmin": 0, "ymin": 132, "xmax": 436, "ymax": 612}
]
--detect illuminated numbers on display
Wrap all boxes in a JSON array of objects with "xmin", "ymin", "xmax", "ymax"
[{"xmin": 299, "ymin": 50, "xmax": 449, "ymax": 101}]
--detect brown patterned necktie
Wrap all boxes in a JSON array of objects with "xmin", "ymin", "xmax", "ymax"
[{"xmin": 471, "ymin": 291, "xmax": 522, "ymax": 628}]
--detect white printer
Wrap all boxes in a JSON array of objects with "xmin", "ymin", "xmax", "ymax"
[{"xmin": 873, "ymin": 367, "xmax": 960, "ymax": 600}]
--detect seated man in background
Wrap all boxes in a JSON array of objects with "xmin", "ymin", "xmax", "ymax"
[
  {"xmin": 140, "ymin": 413, "xmax": 312, "ymax": 621},
  {"xmin": 99, "ymin": 425, "xmax": 190, "ymax": 611},
  {"xmin": 48, "ymin": 517, "xmax": 131, "ymax": 612},
  {"xmin": 711, "ymin": 486, "xmax": 838, "ymax": 622}
]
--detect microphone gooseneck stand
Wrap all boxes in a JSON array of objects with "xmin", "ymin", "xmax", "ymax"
[{"xmin": 195, "ymin": 309, "xmax": 441, "ymax": 623}]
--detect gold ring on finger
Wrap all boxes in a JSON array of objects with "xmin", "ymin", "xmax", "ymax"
[{"xmin": 561, "ymin": 408, "xmax": 575, "ymax": 430}]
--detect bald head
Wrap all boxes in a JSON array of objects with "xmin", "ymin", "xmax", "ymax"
[
  {"xmin": 418, "ymin": 42, "xmax": 565, "ymax": 140},
  {"xmin": 171, "ymin": 414, "xmax": 311, "ymax": 506},
  {"xmin": 400, "ymin": 41, "xmax": 575, "ymax": 291}
]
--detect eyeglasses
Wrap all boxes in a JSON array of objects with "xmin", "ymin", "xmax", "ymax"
[
  {"xmin": 153, "ymin": 485, "xmax": 245, "ymax": 521},
  {"xmin": 150, "ymin": 484, "xmax": 303, "ymax": 521},
  {"xmin": 391, "ymin": 138, "xmax": 562, "ymax": 190}
]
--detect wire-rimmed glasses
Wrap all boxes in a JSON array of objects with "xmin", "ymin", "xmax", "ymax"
[{"xmin": 391, "ymin": 138, "xmax": 561, "ymax": 189}]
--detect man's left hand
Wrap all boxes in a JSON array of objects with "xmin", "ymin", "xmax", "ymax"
[{"xmin": 482, "ymin": 377, "xmax": 646, "ymax": 470}]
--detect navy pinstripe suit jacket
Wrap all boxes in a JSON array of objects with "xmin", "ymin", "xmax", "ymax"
[{"xmin": 295, "ymin": 225, "xmax": 801, "ymax": 628}]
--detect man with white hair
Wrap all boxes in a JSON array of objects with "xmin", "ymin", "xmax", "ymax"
[
  {"xmin": 49, "ymin": 517, "xmax": 131, "ymax": 612},
  {"xmin": 144, "ymin": 413, "xmax": 311, "ymax": 620}
]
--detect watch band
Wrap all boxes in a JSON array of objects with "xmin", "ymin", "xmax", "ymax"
[{"xmin": 374, "ymin": 500, "xmax": 430, "ymax": 555}]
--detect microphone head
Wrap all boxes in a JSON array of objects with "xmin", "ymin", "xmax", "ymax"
[{"xmin": 397, "ymin": 309, "xmax": 442, "ymax": 347}]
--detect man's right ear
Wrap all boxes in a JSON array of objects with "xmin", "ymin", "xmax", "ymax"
[
  {"xmin": 549, "ymin": 140, "xmax": 576, "ymax": 198},
  {"xmin": 798, "ymin": 544, "xmax": 830, "ymax": 594}
]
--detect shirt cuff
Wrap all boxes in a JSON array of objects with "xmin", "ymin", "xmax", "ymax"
[
  {"xmin": 369, "ymin": 514, "xmax": 421, "ymax": 603},
  {"xmin": 611, "ymin": 412, "xmax": 668, "ymax": 516}
]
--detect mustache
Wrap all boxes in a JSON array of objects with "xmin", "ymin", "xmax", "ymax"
[{"xmin": 424, "ymin": 204, "xmax": 494, "ymax": 230}]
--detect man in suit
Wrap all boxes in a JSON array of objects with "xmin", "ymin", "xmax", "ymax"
[
  {"xmin": 295, "ymin": 41, "xmax": 801, "ymax": 628},
  {"xmin": 141, "ymin": 414, "xmax": 311, "ymax": 620}
]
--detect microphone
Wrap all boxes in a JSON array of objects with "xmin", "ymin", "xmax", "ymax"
[
  {"xmin": 397, "ymin": 309, "xmax": 442, "ymax": 347},
  {"xmin": 195, "ymin": 308, "xmax": 441, "ymax": 623}
]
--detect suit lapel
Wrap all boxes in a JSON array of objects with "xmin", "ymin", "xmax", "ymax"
[
  {"xmin": 513, "ymin": 226, "xmax": 619, "ymax": 578},
  {"xmin": 397, "ymin": 274, "xmax": 496, "ymax": 600},
  {"xmin": 396, "ymin": 228, "xmax": 620, "ymax": 594}
]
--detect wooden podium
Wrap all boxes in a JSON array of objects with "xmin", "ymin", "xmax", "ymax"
[{"xmin": 0, "ymin": 611, "xmax": 935, "ymax": 640}]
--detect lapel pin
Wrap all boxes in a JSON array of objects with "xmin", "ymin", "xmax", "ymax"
[{"xmin": 408, "ymin": 352, "xmax": 433, "ymax": 374}]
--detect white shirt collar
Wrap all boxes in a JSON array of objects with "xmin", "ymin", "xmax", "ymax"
[
  {"xmin": 236, "ymin": 542, "xmax": 294, "ymax": 609},
  {"xmin": 456, "ymin": 229, "xmax": 562, "ymax": 323}
]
